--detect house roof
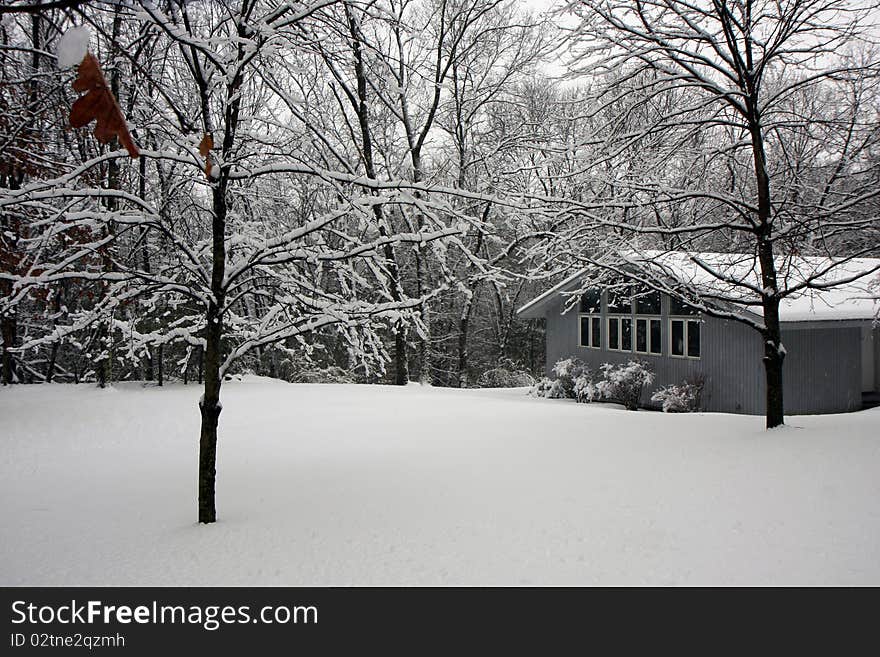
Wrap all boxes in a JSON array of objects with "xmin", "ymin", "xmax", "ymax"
[{"xmin": 517, "ymin": 251, "xmax": 880, "ymax": 323}]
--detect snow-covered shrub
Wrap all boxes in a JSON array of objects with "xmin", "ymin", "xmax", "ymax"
[
  {"xmin": 549, "ymin": 357, "xmax": 589, "ymax": 398},
  {"xmin": 573, "ymin": 374, "xmax": 597, "ymax": 403},
  {"xmin": 551, "ymin": 357, "xmax": 585, "ymax": 380},
  {"xmin": 545, "ymin": 378, "xmax": 569, "ymax": 399},
  {"xmin": 477, "ymin": 367, "xmax": 536, "ymax": 388},
  {"xmin": 530, "ymin": 358, "xmax": 594, "ymax": 400},
  {"xmin": 593, "ymin": 360, "xmax": 655, "ymax": 410},
  {"xmin": 528, "ymin": 377, "xmax": 554, "ymax": 397},
  {"xmin": 289, "ymin": 366, "xmax": 354, "ymax": 384},
  {"xmin": 651, "ymin": 375, "xmax": 705, "ymax": 413}
]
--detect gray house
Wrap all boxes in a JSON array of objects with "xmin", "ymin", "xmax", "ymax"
[{"xmin": 517, "ymin": 253, "xmax": 880, "ymax": 415}]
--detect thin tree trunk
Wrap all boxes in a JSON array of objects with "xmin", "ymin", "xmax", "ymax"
[
  {"xmin": 344, "ymin": 4, "xmax": 408, "ymax": 385},
  {"xmin": 410, "ymin": 150, "xmax": 430, "ymax": 385},
  {"xmin": 1, "ymin": 306, "xmax": 15, "ymax": 385},
  {"xmin": 94, "ymin": 7, "xmax": 124, "ymax": 390},
  {"xmin": 45, "ymin": 341, "xmax": 59, "ymax": 383},
  {"xmin": 94, "ymin": 324, "xmax": 108, "ymax": 388},
  {"xmin": 457, "ymin": 288, "xmax": 477, "ymax": 388},
  {"xmin": 157, "ymin": 344, "xmax": 164, "ymax": 386},
  {"xmin": 198, "ymin": 179, "xmax": 228, "ymax": 524},
  {"xmin": 749, "ymin": 110, "xmax": 785, "ymax": 428},
  {"xmin": 198, "ymin": 304, "xmax": 222, "ymax": 524}
]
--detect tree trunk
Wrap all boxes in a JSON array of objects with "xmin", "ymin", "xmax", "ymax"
[
  {"xmin": 94, "ymin": 324, "xmax": 108, "ymax": 388},
  {"xmin": 749, "ymin": 107, "xmax": 785, "ymax": 428},
  {"xmin": 410, "ymin": 149, "xmax": 430, "ymax": 385},
  {"xmin": 198, "ymin": 180, "xmax": 228, "ymax": 523},
  {"xmin": 762, "ymin": 326, "xmax": 785, "ymax": 429},
  {"xmin": 393, "ymin": 328, "xmax": 409, "ymax": 386},
  {"xmin": 759, "ymin": 242, "xmax": 785, "ymax": 429},
  {"xmin": 198, "ymin": 302, "xmax": 222, "ymax": 524},
  {"xmin": 344, "ymin": 5, "xmax": 408, "ymax": 385},
  {"xmin": 45, "ymin": 341, "xmax": 59, "ymax": 383},
  {"xmin": 457, "ymin": 289, "xmax": 477, "ymax": 388},
  {"xmin": 1, "ymin": 307, "xmax": 15, "ymax": 385},
  {"xmin": 157, "ymin": 344, "xmax": 164, "ymax": 386},
  {"xmin": 198, "ymin": 143, "xmax": 229, "ymax": 521}
]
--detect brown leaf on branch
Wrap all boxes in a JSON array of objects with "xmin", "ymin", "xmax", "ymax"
[
  {"xmin": 198, "ymin": 133, "xmax": 213, "ymax": 179},
  {"xmin": 69, "ymin": 52, "xmax": 139, "ymax": 158}
]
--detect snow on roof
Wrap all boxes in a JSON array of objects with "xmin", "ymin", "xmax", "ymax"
[{"xmin": 517, "ymin": 251, "xmax": 880, "ymax": 323}]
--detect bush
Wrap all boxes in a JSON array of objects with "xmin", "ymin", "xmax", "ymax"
[
  {"xmin": 529, "ymin": 377, "xmax": 554, "ymax": 397},
  {"xmin": 650, "ymin": 375, "xmax": 705, "ymax": 412},
  {"xmin": 573, "ymin": 374, "xmax": 597, "ymax": 403},
  {"xmin": 289, "ymin": 366, "xmax": 354, "ymax": 384},
  {"xmin": 550, "ymin": 358, "xmax": 589, "ymax": 398},
  {"xmin": 477, "ymin": 367, "xmax": 536, "ymax": 388},
  {"xmin": 593, "ymin": 360, "xmax": 655, "ymax": 410},
  {"xmin": 529, "ymin": 358, "xmax": 595, "ymax": 400},
  {"xmin": 531, "ymin": 358, "xmax": 654, "ymax": 410}
]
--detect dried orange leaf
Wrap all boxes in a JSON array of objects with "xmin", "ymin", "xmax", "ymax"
[
  {"xmin": 198, "ymin": 133, "xmax": 213, "ymax": 179},
  {"xmin": 69, "ymin": 52, "xmax": 139, "ymax": 158}
]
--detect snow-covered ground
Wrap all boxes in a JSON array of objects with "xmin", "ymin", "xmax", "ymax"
[{"xmin": 2, "ymin": 377, "xmax": 878, "ymax": 585}]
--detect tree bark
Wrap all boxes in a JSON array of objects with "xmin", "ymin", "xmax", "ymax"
[
  {"xmin": 198, "ymin": 302, "xmax": 223, "ymax": 524},
  {"xmin": 457, "ymin": 288, "xmax": 477, "ymax": 388},
  {"xmin": 198, "ymin": 177, "xmax": 228, "ymax": 523},
  {"xmin": 749, "ymin": 106, "xmax": 785, "ymax": 428},
  {"xmin": 762, "ymin": 316, "xmax": 785, "ymax": 429},
  {"xmin": 1, "ymin": 305, "xmax": 15, "ymax": 385},
  {"xmin": 344, "ymin": 4, "xmax": 408, "ymax": 385}
]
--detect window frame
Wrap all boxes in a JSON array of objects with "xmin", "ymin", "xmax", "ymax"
[
  {"xmin": 634, "ymin": 316, "xmax": 663, "ymax": 355},
  {"xmin": 669, "ymin": 316, "xmax": 701, "ymax": 359},
  {"xmin": 578, "ymin": 313, "xmax": 601, "ymax": 349},
  {"xmin": 607, "ymin": 314, "xmax": 633, "ymax": 353}
]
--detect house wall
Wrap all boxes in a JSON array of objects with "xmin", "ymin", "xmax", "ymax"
[
  {"xmin": 543, "ymin": 292, "xmax": 864, "ymax": 415},
  {"xmin": 782, "ymin": 326, "xmax": 862, "ymax": 414},
  {"xmin": 876, "ymin": 327, "xmax": 880, "ymax": 392}
]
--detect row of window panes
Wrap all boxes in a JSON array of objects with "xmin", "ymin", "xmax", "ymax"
[
  {"xmin": 580, "ymin": 290, "xmax": 697, "ymax": 316},
  {"xmin": 580, "ymin": 315, "xmax": 700, "ymax": 358}
]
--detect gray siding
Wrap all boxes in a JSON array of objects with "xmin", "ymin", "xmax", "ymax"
[
  {"xmin": 781, "ymin": 326, "xmax": 862, "ymax": 414},
  {"xmin": 543, "ymin": 291, "xmax": 864, "ymax": 415}
]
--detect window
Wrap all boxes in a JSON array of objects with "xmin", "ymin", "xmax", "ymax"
[
  {"xmin": 579, "ymin": 290, "xmax": 601, "ymax": 314},
  {"xmin": 607, "ymin": 287, "xmax": 632, "ymax": 314},
  {"xmin": 635, "ymin": 290, "xmax": 661, "ymax": 315},
  {"xmin": 621, "ymin": 317, "xmax": 632, "ymax": 351},
  {"xmin": 579, "ymin": 314, "xmax": 601, "ymax": 348},
  {"xmin": 670, "ymin": 318, "xmax": 701, "ymax": 358},
  {"xmin": 687, "ymin": 320, "xmax": 700, "ymax": 358},
  {"xmin": 671, "ymin": 319, "xmax": 684, "ymax": 356},
  {"xmin": 636, "ymin": 318, "xmax": 647, "ymax": 353},
  {"xmin": 607, "ymin": 315, "xmax": 632, "ymax": 352},
  {"xmin": 650, "ymin": 318, "xmax": 662, "ymax": 355},
  {"xmin": 635, "ymin": 317, "xmax": 663, "ymax": 355},
  {"xmin": 669, "ymin": 296, "xmax": 699, "ymax": 315}
]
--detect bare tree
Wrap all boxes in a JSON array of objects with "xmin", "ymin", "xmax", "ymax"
[{"xmin": 0, "ymin": 0, "xmax": 485, "ymax": 524}]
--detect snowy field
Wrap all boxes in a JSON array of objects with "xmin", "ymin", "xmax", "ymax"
[{"xmin": 2, "ymin": 377, "xmax": 879, "ymax": 586}]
